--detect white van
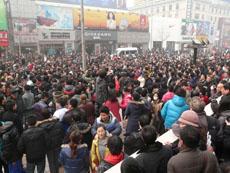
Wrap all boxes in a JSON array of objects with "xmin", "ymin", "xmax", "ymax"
[{"xmin": 111, "ymin": 47, "xmax": 138, "ymax": 59}]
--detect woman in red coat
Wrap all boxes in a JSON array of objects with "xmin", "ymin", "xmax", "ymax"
[{"xmin": 104, "ymin": 91, "xmax": 122, "ymax": 122}]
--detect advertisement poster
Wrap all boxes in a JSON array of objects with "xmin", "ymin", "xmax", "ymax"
[
  {"xmin": 36, "ymin": 5, "xmax": 73, "ymax": 29},
  {"xmin": 0, "ymin": 31, "xmax": 9, "ymax": 47},
  {"xmin": 36, "ymin": 0, "xmax": 127, "ymax": 9},
  {"xmin": 73, "ymin": 8, "xmax": 149, "ymax": 32},
  {"xmin": 0, "ymin": 0, "xmax": 8, "ymax": 30},
  {"xmin": 13, "ymin": 18, "xmax": 37, "ymax": 35}
]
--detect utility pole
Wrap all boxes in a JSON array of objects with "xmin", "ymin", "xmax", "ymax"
[{"xmin": 81, "ymin": 0, "xmax": 86, "ymax": 71}]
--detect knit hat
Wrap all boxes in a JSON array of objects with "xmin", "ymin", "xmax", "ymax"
[{"xmin": 178, "ymin": 110, "xmax": 200, "ymax": 128}]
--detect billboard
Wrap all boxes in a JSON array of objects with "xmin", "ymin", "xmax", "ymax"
[
  {"xmin": 13, "ymin": 18, "xmax": 37, "ymax": 35},
  {"xmin": 0, "ymin": 0, "xmax": 7, "ymax": 30},
  {"xmin": 36, "ymin": 5, "xmax": 73, "ymax": 29},
  {"xmin": 73, "ymin": 8, "xmax": 148, "ymax": 32},
  {"xmin": 36, "ymin": 0, "xmax": 127, "ymax": 9},
  {"xmin": 0, "ymin": 31, "xmax": 8, "ymax": 47},
  {"xmin": 181, "ymin": 19, "xmax": 210, "ymax": 40}
]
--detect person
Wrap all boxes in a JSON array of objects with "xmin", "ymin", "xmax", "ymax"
[
  {"xmin": 222, "ymin": 116, "xmax": 230, "ymax": 162},
  {"xmin": 162, "ymin": 85, "xmax": 174, "ymax": 103},
  {"xmin": 161, "ymin": 87, "xmax": 189, "ymax": 129},
  {"xmin": 125, "ymin": 92, "xmax": 149, "ymax": 135},
  {"xmin": 97, "ymin": 136, "xmax": 125, "ymax": 173},
  {"xmin": 91, "ymin": 106, "xmax": 121, "ymax": 137},
  {"xmin": 120, "ymin": 157, "xmax": 143, "ymax": 173},
  {"xmin": 90, "ymin": 124, "xmax": 110, "ymax": 173},
  {"xmin": 37, "ymin": 108, "xmax": 65, "ymax": 173},
  {"xmin": 53, "ymin": 95, "xmax": 68, "ymax": 121},
  {"xmin": 136, "ymin": 125, "xmax": 172, "ymax": 173},
  {"xmin": 95, "ymin": 70, "xmax": 108, "ymax": 116},
  {"xmin": 104, "ymin": 91, "xmax": 121, "ymax": 122},
  {"xmin": 107, "ymin": 12, "xmax": 116, "ymax": 30},
  {"xmin": 124, "ymin": 114, "xmax": 150, "ymax": 155},
  {"xmin": 167, "ymin": 125, "xmax": 221, "ymax": 173},
  {"xmin": 59, "ymin": 130, "xmax": 89, "ymax": 173},
  {"xmin": 18, "ymin": 115, "xmax": 49, "ymax": 173},
  {"xmin": 22, "ymin": 85, "xmax": 34, "ymax": 125}
]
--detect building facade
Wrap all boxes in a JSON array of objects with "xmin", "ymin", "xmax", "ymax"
[{"xmin": 130, "ymin": 0, "xmax": 230, "ymax": 50}]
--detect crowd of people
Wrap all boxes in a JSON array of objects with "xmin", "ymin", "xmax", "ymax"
[{"xmin": 0, "ymin": 50, "xmax": 229, "ymax": 173}]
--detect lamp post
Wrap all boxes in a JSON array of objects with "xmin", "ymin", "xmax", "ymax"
[{"xmin": 81, "ymin": 0, "xmax": 86, "ymax": 71}]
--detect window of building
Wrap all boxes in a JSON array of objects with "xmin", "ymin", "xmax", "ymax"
[
  {"xmin": 169, "ymin": 4, "xmax": 172, "ymax": 10},
  {"xmin": 211, "ymin": 16, "xmax": 213, "ymax": 21},
  {"xmin": 175, "ymin": 12, "xmax": 178, "ymax": 18},
  {"xmin": 195, "ymin": 3, "xmax": 200, "ymax": 10},
  {"xmin": 202, "ymin": 5, "xmax": 205, "ymax": 11},
  {"xmin": 202, "ymin": 14, "xmax": 204, "ymax": 20},
  {"xmin": 176, "ymin": 3, "xmax": 179, "ymax": 10},
  {"xmin": 157, "ymin": 7, "xmax": 159, "ymax": 13},
  {"xmin": 163, "ymin": 6, "xmax": 165, "ymax": 11},
  {"xmin": 195, "ymin": 13, "xmax": 200, "ymax": 19}
]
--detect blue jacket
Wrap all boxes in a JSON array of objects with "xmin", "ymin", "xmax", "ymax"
[{"xmin": 161, "ymin": 95, "xmax": 189, "ymax": 129}]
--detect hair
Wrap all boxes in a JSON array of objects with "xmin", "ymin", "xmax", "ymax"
[
  {"xmin": 57, "ymin": 95, "xmax": 68, "ymax": 107},
  {"xmin": 132, "ymin": 92, "xmax": 140, "ymax": 101},
  {"xmin": 189, "ymin": 96, "xmax": 206, "ymax": 113},
  {"xmin": 220, "ymin": 162, "xmax": 230, "ymax": 173},
  {"xmin": 107, "ymin": 135, "xmax": 123, "ymax": 155},
  {"xmin": 69, "ymin": 98, "xmax": 78, "ymax": 108},
  {"xmin": 5, "ymin": 99, "xmax": 15, "ymax": 111},
  {"xmin": 100, "ymin": 106, "xmax": 110, "ymax": 114},
  {"xmin": 69, "ymin": 130, "xmax": 82, "ymax": 159},
  {"xmin": 97, "ymin": 124, "xmax": 106, "ymax": 131},
  {"xmin": 175, "ymin": 87, "xmax": 186, "ymax": 98},
  {"xmin": 24, "ymin": 85, "xmax": 31, "ymax": 91},
  {"xmin": 168, "ymin": 85, "xmax": 174, "ymax": 92},
  {"xmin": 180, "ymin": 125, "xmax": 200, "ymax": 149},
  {"xmin": 26, "ymin": 115, "xmax": 37, "ymax": 126},
  {"xmin": 98, "ymin": 70, "xmax": 107, "ymax": 78},
  {"xmin": 121, "ymin": 157, "xmax": 142, "ymax": 173},
  {"xmin": 141, "ymin": 125, "xmax": 157, "ymax": 145},
  {"xmin": 108, "ymin": 91, "xmax": 118, "ymax": 102},
  {"xmin": 107, "ymin": 11, "xmax": 115, "ymax": 20},
  {"xmin": 223, "ymin": 82, "xmax": 230, "ymax": 90},
  {"xmin": 139, "ymin": 114, "xmax": 151, "ymax": 128}
]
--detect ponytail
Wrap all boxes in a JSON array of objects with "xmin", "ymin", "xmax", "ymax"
[{"xmin": 69, "ymin": 130, "xmax": 82, "ymax": 159}]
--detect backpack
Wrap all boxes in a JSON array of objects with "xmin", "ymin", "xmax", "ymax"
[{"xmin": 0, "ymin": 121, "xmax": 20, "ymax": 162}]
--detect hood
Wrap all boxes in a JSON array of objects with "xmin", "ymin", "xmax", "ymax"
[
  {"xmin": 172, "ymin": 95, "xmax": 187, "ymax": 107},
  {"xmin": 104, "ymin": 153, "xmax": 124, "ymax": 165}
]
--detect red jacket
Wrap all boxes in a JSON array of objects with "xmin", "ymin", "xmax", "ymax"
[
  {"xmin": 120, "ymin": 92, "xmax": 132, "ymax": 110},
  {"xmin": 104, "ymin": 100, "xmax": 121, "ymax": 122}
]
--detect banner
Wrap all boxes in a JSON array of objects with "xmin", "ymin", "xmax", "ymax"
[
  {"xmin": 73, "ymin": 8, "xmax": 149, "ymax": 32},
  {"xmin": 0, "ymin": 31, "xmax": 9, "ymax": 47},
  {"xmin": 13, "ymin": 18, "xmax": 37, "ymax": 35},
  {"xmin": 36, "ymin": 5, "xmax": 73, "ymax": 29},
  {"xmin": 0, "ymin": 0, "xmax": 8, "ymax": 30},
  {"xmin": 36, "ymin": 0, "xmax": 127, "ymax": 9}
]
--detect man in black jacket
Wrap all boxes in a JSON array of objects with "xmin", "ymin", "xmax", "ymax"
[
  {"xmin": 136, "ymin": 125, "xmax": 172, "ymax": 173},
  {"xmin": 18, "ymin": 115, "xmax": 49, "ymax": 173},
  {"xmin": 37, "ymin": 108, "xmax": 64, "ymax": 173}
]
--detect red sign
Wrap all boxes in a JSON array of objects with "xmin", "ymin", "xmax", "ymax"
[{"xmin": 0, "ymin": 31, "xmax": 9, "ymax": 47}]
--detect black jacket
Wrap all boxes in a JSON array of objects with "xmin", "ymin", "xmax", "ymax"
[
  {"xmin": 37, "ymin": 119, "xmax": 64, "ymax": 151},
  {"xmin": 136, "ymin": 142, "xmax": 172, "ymax": 173},
  {"xmin": 223, "ymin": 125, "xmax": 230, "ymax": 162},
  {"xmin": 17, "ymin": 126, "xmax": 49, "ymax": 163}
]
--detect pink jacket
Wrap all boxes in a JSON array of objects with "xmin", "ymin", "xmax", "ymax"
[
  {"xmin": 120, "ymin": 92, "xmax": 132, "ymax": 110},
  {"xmin": 162, "ymin": 91, "xmax": 174, "ymax": 103}
]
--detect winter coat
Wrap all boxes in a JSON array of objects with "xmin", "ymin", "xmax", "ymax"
[
  {"xmin": 79, "ymin": 101, "xmax": 95, "ymax": 125},
  {"xmin": 96, "ymin": 77, "xmax": 108, "ymax": 104},
  {"xmin": 91, "ymin": 114, "xmax": 121, "ymax": 136},
  {"xmin": 167, "ymin": 148, "xmax": 221, "ymax": 173},
  {"xmin": 136, "ymin": 142, "xmax": 172, "ymax": 173},
  {"xmin": 125, "ymin": 101, "xmax": 149, "ymax": 135},
  {"xmin": 104, "ymin": 100, "xmax": 121, "ymax": 122},
  {"xmin": 90, "ymin": 137, "xmax": 110, "ymax": 171},
  {"xmin": 161, "ymin": 95, "xmax": 189, "ymax": 129},
  {"xmin": 120, "ymin": 92, "xmax": 132, "ymax": 110},
  {"xmin": 97, "ymin": 152, "xmax": 125, "ymax": 173},
  {"xmin": 22, "ymin": 91, "xmax": 34, "ymax": 111},
  {"xmin": 223, "ymin": 125, "xmax": 230, "ymax": 162},
  {"xmin": 59, "ymin": 144, "xmax": 89, "ymax": 173},
  {"xmin": 17, "ymin": 126, "xmax": 49, "ymax": 163},
  {"xmin": 162, "ymin": 91, "xmax": 174, "ymax": 103}
]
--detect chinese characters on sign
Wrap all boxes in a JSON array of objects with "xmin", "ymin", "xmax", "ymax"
[{"xmin": 0, "ymin": 31, "xmax": 9, "ymax": 47}]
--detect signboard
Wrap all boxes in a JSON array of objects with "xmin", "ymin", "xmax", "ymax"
[
  {"xmin": 0, "ymin": 0, "xmax": 7, "ymax": 30},
  {"xmin": 36, "ymin": 0, "xmax": 128, "ymax": 9},
  {"xmin": 13, "ymin": 18, "xmax": 37, "ymax": 35},
  {"xmin": 73, "ymin": 8, "xmax": 149, "ymax": 32},
  {"xmin": 81, "ymin": 30, "xmax": 117, "ymax": 41},
  {"xmin": 39, "ymin": 30, "xmax": 75, "ymax": 41},
  {"xmin": 36, "ymin": 5, "xmax": 73, "ymax": 29},
  {"xmin": 0, "ymin": 31, "xmax": 9, "ymax": 47}
]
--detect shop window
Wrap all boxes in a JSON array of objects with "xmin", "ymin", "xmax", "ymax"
[{"xmin": 195, "ymin": 13, "xmax": 200, "ymax": 19}]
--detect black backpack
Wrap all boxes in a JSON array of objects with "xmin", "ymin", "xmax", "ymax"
[{"xmin": 0, "ymin": 121, "xmax": 20, "ymax": 162}]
